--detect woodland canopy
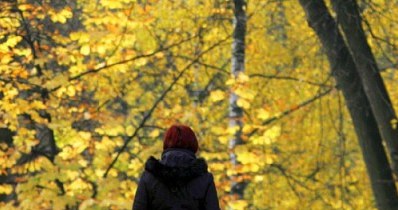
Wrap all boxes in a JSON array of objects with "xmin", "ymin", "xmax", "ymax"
[{"xmin": 1, "ymin": 0, "xmax": 398, "ymax": 209}]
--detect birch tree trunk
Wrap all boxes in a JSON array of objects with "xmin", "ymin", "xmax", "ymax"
[
  {"xmin": 298, "ymin": 0, "xmax": 398, "ymax": 209},
  {"xmin": 229, "ymin": 0, "xmax": 247, "ymax": 199},
  {"xmin": 332, "ymin": 0, "xmax": 398, "ymax": 176}
]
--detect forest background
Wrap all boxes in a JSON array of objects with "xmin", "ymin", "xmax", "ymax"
[{"xmin": 1, "ymin": 0, "xmax": 398, "ymax": 209}]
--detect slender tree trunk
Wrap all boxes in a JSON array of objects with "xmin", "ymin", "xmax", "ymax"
[
  {"xmin": 332, "ymin": 0, "xmax": 398, "ymax": 176},
  {"xmin": 229, "ymin": 0, "xmax": 247, "ymax": 199},
  {"xmin": 298, "ymin": 0, "xmax": 398, "ymax": 209}
]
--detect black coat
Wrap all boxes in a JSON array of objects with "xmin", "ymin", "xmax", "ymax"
[{"xmin": 132, "ymin": 148, "xmax": 220, "ymax": 210}]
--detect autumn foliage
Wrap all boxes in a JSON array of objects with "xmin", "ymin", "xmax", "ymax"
[{"xmin": 1, "ymin": 0, "xmax": 398, "ymax": 209}]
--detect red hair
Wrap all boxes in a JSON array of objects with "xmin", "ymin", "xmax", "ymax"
[{"xmin": 163, "ymin": 125, "xmax": 199, "ymax": 153}]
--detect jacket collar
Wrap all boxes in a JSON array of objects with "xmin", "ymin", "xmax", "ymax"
[
  {"xmin": 145, "ymin": 149, "xmax": 208, "ymax": 183},
  {"xmin": 160, "ymin": 148, "xmax": 196, "ymax": 167}
]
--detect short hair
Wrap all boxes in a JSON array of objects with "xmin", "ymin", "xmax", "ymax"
[{"xmin": 163, "ymin": 124, "xmax": 199, "ymax": 153}]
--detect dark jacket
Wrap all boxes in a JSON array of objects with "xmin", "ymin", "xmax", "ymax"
[{"xmin": 132, "ymin": 148, "xmax": 220, "ymax": 210}]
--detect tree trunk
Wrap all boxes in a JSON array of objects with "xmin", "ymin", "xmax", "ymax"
[
  {"xmin": 229, "ymin": 0, "xmax": 247, "ymax": 199},
  {"xmin": 298, "ymin": 0, "xmax": 398, "ymax": 209},
  {"xmin": 332, "ymin": 0, "xmax": 398, "ymax": 176}
]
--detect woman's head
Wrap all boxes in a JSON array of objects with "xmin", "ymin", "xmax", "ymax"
[{"xmin": 163, "ymin": 124, "xmax": 198, "ymax": 153}]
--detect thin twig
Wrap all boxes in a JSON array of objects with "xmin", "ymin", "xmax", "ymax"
[
  {"xmin": 248, "ymin": 87, "xmax": 334, "ymax": 137},
  {"xmin": 68, "ymin": 35, "xmax": 197, "ymax": 82},
  {"xmin": 103, "ymin": 35, "xmax": 231, "ymax": 178},
  {"xmin": 249, "ymin": 73, "xmax": 333, "ymax": 88}
]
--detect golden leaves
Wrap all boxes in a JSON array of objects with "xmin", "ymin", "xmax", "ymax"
[
  {"xmin": 228, "ymin": 200, "xmax": 249, "ymax": 210},
  {"xmin": 0, "ymin": 184, "xmax": 13, "ymax": 194},
  {"xmin": 0, "ymin": 0, "xmax": 389, "ymax": 208},
  {"xmin": 209, "ymin": 90, "xmax": 226, "ymax": 102},
  {"xmin": 250, "ymin": 126, "xmax": 281, "ymax": 145},
  {"xmin": 2, "ymin": 84, "xmax": 19, "ymax": 99},
  {"xmin": 100, "ymin": 0, "xmax": 128, "ymax": 9},
  {"xmin": 0, "ymin": 53, "xmax": 13, "ymax": 64},
  {"xmin": 49, "ymin": 7, "xmax": 73, "ymax": 24},
  {"xmin": 0, "ymin": 35, "xmax": 22, "ymax": 51},
  {"xmin": 44, "ymin": 74, "xmax": 68, "ymax": 89},
  {"xmin": 70, "ymin": 32, "xmax": 91, "ymax": 43},
  {"xmin": 257, "ymin": 108, "xmax": 270, "ymax": 120},
  {"xmin": 228, "ymin": 72, "xmax": 256, "ymax": 109},
  {"xmin": 80, "ymin": 44, "xmax": 91, "ymax": 56},
  {"xmin": 236, "ymin": 98, "xmax": 250, "ymax": 109},
  {"xmin": 236, "ymin": 150, "xmax": 258, "ymax": 165},
  {"xmin": 149, "ymin": 129, "xmax": 160, "ymax": 138}
]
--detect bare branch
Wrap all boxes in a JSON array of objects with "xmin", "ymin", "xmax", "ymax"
[
  {"xmin": 249, "ymin": 73, "xmax": 333, "ymax": 88},
  {"xmin": 248, "ymin": 87, "xmax": 334, "ymax": 137},
  {"xmin": 67, "ymin": 35, "xmax": 198, "ymax": 83},
  {"xmin": 103, "ymin": 35, "xmax": 231, "ymax": 178}
]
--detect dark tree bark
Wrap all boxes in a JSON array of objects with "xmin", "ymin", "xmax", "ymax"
[
  {"xmin": 0, "ymin": 128, "xmax": 14, "ymax": 147},
  {"xmin": 229, "ymin": 0, "xmax": 247, "ymax": 199},
  {"xmin": 0, "ymin": 128, "xmax": 16, "ymax": 203},
  {"xmin": 298, "ymin": 0, "xmax": 398, "ymax": 209},
  {"xmin": 332, "ymin": 0, "xmax": 398, "ymax": 176}
]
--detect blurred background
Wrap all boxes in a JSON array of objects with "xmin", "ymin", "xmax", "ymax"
[{"xmin": 1, "ymin": 0, "xmax": 398, "ymax": 209}]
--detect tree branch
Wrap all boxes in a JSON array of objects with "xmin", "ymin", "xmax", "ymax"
[
  {"xmin": 68, "ymin": 36, "xmax": 196, "ymax": 81},
  {"xmin": 48, "ymin": 35, "xmax": 199, "ymax": 92},
  {"xmin": 103, "ymin": 35, "xmax": 231, "ymax": 178},
  {"xmin": 249, "ymin": 73, "xmax": 333, "ymax": 88},
  {"xmin": 248, "ymin": 87, "xmax": 334, "ymax": 137}
]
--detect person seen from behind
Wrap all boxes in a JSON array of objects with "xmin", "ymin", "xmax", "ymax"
[{"xmin": 132, "ymin": 124, "xmax": 221, "ymax": 210}]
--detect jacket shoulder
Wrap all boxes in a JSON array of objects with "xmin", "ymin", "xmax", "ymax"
[{"xmin": 144, "ymin": 156, "xmax": 208, "ymax": 184}]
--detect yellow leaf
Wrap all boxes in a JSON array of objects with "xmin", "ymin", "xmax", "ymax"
[
  {"xmin": 79, "ymin": 131, "xmax": 92, "ymax": 140},
  {"xmin": 149, "ymin": 129, "xmax": 160, "ymax": 138},
  {"xmin": 218, "ymin": 136, "xmax": 229, "ymax": 145},
  {"xmin": 18, "ymin": 4, "xmax": 34, "ymax": 11},
  {"xmin": 263, "ymin": 126, "xmax": 281, "ymax": 140},
  {"xmin": 0, "ymin": 184, "xmax": 13, "ymax": 194},
  {"xmin": 226, "ymin": 78, "xmax": 235, "ymax": 86},
  {"xmin": 227, "ymin": 126, "xmax": 240, "ymax": 135},
  {"xmin": 257, "ymin": 108, "xmax": 270, "ymax": 120},
  {"xmin": 266, "ymin": 155, "xmax": 274, "ymax": 164},
  {"xmin": 50, "ymin": 8, "xmax": 73, "ymax": 23},
  {"xmin": 126, "ymin": 125, "xmax": 134, "ymax": 136},
  {"xmin": 80, "ymin": 44, "xmax": 91, "ymax": 55},
  {"xmin": 209, "ymin": 90, "xmax": 225, "ymax": 102},
  {"xmin": 30, "ymin": 100, "xmax": 46, "ymax": 109},
  {"xmin": 14, "ymin": 48, "xmax": 32, "ymax": 57},
  {"xmin": 0, "ymin": 35, "xmax": 22, "ymax": 51},
  {"xmin": 228, "ymin": 200, "xmax": 249, "ymax": 210},
  {"xmin": 135, "ymin": 58, "xmax": 147, "ymax": 67},
  {"xmin": 66, "ymin": 86, "xmax": 76, "ymax": 97},
  {"xmin": 242, "ymin": 124, "xmax": 253, "ymax": 134},
  {"xmin": 237, "ymin": 151, "xmax": 257, "ymax": 164},
  {"xmin": 70, "ymin": 32, "xmax": 90, "ymax": 43},
  {"xmin": 237, "ymin": 98, "xmax": 250, "ymax": 109},
  {"xmin": 254, "ymin": 175, "xmax": 264, "ymax": 182},
  {"xmin": 235, "ymin": 87, "xmax": 255, "ymax": 100},
  {"xmin": 250, "ymin": 136, "xmax": 270, "ymax": 145},
  {"xmin": 4, "ymin": 88, "xmax": 19, "ymax": 98},
  {"xmin": 97, "ymin": 45, "xmax": 107, "ymax": 54},
  {"xmin": 237, "ymin": 72, "xmax": 249, "ymax": 82},
  {"xmin": 1, "ymin": 54, "xmax": 13, "ymax": 64},
  {"xmin": 44, "ymin": 74, "xmax": 68, "ymax": 89},
  {"xmin": 101, "ymin": 0, "xmax": 124, "ymax": 9},
  {"xmin": 79, "ymin": 199, "xmax": 95, "ymax": 210}
]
